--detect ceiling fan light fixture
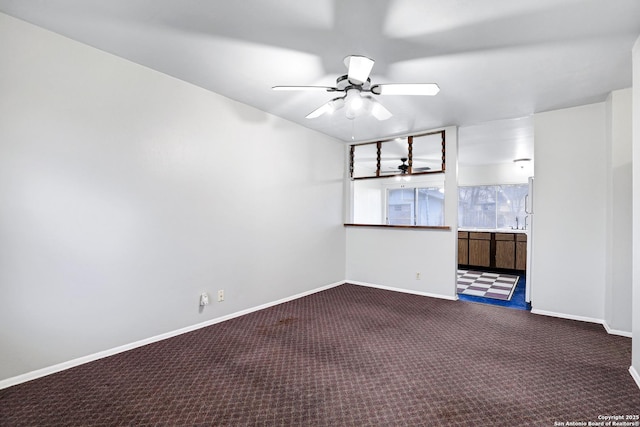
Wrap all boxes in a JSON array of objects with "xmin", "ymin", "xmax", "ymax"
[
  {"xmin": 395, "ymin": 174, "xmax": 411, "ymax": 182},
  {"xmin": 305, "ymin": 97, "xmax": 346, "ymax": 119},
  {"xmin": 395, "ymin": 158, "xmax": 410, "ymax": 180},
  {"xmin": 345, "ymin": 89, "xmax": 364, "ymax": 119},
  {"xmin": 346, "ymin": 89, "xmax": 363, "ymax": 109}
]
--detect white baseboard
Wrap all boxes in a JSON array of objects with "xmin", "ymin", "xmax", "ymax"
[
  {"xmin": 530, "ymin": 310, "xmax": 634, "ymax": 337},
  {"xmin": 531, "ymin": 308, "xmax": 604, "ymax": 326},
  {"xmin": 347, "ymin": 280, "xmax": 458, "ymax": 301},
  {"xmin": 0, "ymin": 280, "xmax": 345, "ymax": 391},
  {"xmin": 602, "ymin": 321, "xmax": 633, "ymax": 338},
  {"xmin": 630, "ymin": 366, "xmax": 640, "ymax": 391}
]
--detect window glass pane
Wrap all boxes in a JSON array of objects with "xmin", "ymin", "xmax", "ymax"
[
  {"xmin": 497, "ymin": 184, "xmax": 528, "ymax": 229},
  {"xmin": 458, "ymin": 186, "xmax": 498, "ymax": 229},
  {"xmin": 352, "ymin": 143, "xmax": 378, "ymax": 178},
  {"xmin": 458, "ymin": 184, "xmax": 528, "ymax": 229},
  {"xmin": 380, "ymin": 138, "xmax": 408, "ymax": 178},
  {"xmin": 388, "ymin": 188, "xmax": 414, "ymax": 225},
  {"xmin": 412, "ymin": 132, "xmax": 444, "ymax": 173},
  {"xmin": 416, "ymin": 188, "xmax": 445, "ymax": 226},
  {"xmin": 387, "ymin": 187, "xmax": 444, "ymax": 226}
]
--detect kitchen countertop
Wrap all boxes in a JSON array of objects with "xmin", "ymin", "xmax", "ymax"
[{"xmin": 458, "ymin": 228, "xmax": 528, "ymax": 234}]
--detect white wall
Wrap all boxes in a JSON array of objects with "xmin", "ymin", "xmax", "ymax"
[
  {"xmin": 631, "ymin": 36, "xmax": 640, "ymax": 388},
  {"xmin": 0, "ymin": 13, "xmax": 345, "ymax": 383},
  {"xmin": 604, "ymin": 88, "xmax": 633, "ymax": 335},
  {"xmin": 345, "ymin": 126, "xmax": 458, "ymax": 299},
  {"xmin": 351, "ymin": 178, "xmax": 384, "ymax": 224},
  {"xmin": 532, "ymin": 103, "xmax": 607, "ymax": 321},
  {"xmin": 458, "ymin": 162, "xmax": 532, "ymax": 186}
]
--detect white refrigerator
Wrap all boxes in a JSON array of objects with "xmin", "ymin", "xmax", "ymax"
[{"xmin": 525, "ymin": 176, "xmax": 534, "ymax": 303}]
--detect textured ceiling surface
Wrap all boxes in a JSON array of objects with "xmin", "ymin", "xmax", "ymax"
[{"xmin": 1, "ymin": 0, "xmax": 638, "ymax": 162}]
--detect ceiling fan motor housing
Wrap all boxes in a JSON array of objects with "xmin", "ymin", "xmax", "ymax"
[{"xmin": 398, "ymin": 158, "xmax": 409, "ymax": 173}]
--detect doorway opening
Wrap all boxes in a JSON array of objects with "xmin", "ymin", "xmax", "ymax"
[
  {"xmin": 456, "ymin": 117, "xmax": 534, "ymax": 310},
  {"xmin": 457, "ymin": 267, "xmax": 530, "ymax": 310}
]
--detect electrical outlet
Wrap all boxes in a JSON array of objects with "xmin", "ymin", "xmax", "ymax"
[
  {"xmin": 416, "ymin": 272, "xmax": 421, "ymax": 280},
  {"xmin": 200, "ymin": 292, "xmax": 210, "ymax": 306},
  {"xmin": 217, "ymin": 289, "xmax": 224, "ymax": 302}
]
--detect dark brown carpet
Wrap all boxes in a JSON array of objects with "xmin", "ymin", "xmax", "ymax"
[{"xmin": 1, "ymin": 284, "xmax": 638, "ymax": 426}]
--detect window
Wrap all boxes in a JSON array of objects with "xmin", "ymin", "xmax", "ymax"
[
  {"xmin": 350, "ymin": 130, "xmax": 445, "ymax": 179},
  {"xmin": 349, "ymin": 129, "xmax": 447, "ymax": 227},
  {"xmin": 458, "ymin": 184, "xmax": 528, "ymax": 229},
  {"xmin": 387, "ymin": 187, "xmax": 444, "ymax": 226}
]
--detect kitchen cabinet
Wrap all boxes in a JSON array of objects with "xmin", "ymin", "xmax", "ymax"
[
  {"xmin": 468, "ymin": 232, "xmax": 491, "ymax": 267},
  {"xmin": 495, "ymin": 233, "xmax": 516, "ymax": 269},
  {"xmin": 516, "ymin": 233, "xmax": 527, "ymax": 270},
  {"xmin": 458, "ymin": 231, "xmax": 527, "ymax": 271},
  {"xmin": 458, "ymin": 231, "xmax": 469, "ymax": 265}
]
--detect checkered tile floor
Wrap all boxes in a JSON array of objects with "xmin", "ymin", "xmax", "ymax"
[{"xmin": 457, "ymin": 269, "xmax": 519, "ymax": 301}]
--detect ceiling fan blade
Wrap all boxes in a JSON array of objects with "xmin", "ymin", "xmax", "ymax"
[
  {"xmin": 272, "ymin": 86, "xmax": 336, "ymax": 92},
  {"xmin": 370, "ymin": 83, "xmax": 440, "ymax": 96},
  {"xmin": 305, "ymin": 102, "xmax": 333, "ymax": 119},
  {"xmin": 305, "ymin": 97, "xmax": 345, "ymax": 119},
  {"xmin": 368, "ymin": 98, "xmax": 392, "ymax": 121},
  {"xmin": 344, "ymin": 55, "xmax": 375, "ymax": 85}
]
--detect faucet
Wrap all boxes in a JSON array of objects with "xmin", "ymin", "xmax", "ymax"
[{"xmin": 512, "ymin": 217, "xmax": 519, "ymax": 230}]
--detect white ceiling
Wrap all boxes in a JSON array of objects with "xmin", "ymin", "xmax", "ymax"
[
  {"xmin": 1, "ymin": 0, "xmax": 639, "ymax": 162},
  {"xmin": 458, "ymin": 116, "xmax": 534, "ymax": 166}
]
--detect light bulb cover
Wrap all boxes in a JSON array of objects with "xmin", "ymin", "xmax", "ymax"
[
  {"xmin": 345, "ymin": 89, "xmax": 364, "ymax": 119},
  {"xmin": 370, "ymin": 99, "xmax": 392, "ymax": 120},
  {"xmin": 306, "ymin": 97, "xmax": 346, "ymax": 119}
]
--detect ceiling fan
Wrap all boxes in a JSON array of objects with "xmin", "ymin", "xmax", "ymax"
[
  {"xmin": 397, "ymin": 157, "xmax": 409, "ymax": 174},
  {"xmin": 380, "ymin": 158, "xmax": 432, "ymax": 175},
  {"xmin": 272, "ymin": 55, "xmax": 439, "ymax": 121}
]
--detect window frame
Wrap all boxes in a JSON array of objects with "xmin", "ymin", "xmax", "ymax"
[
  {"xmin": 458, "ymin": 183, "xmax": 529, "ymax": 230},
  {"xmin": 349, "ymin": 130, "xmax": 446, "ymax": 180}
]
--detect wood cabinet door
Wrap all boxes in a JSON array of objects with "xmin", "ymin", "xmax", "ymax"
[
  {"xmin": 516, "ymin": 241, "xmax": 527, "ymax": 270},
  {"xmin": 458, "ymin": 239, "xmax": 469, "ymax": 265},
  {"xmin": 469, "ymin": 239, "xmax": 491, "ymax": 267},
  {"xmin": 495, "ymin": 239, "xmax": 515, "ymax": 269}
]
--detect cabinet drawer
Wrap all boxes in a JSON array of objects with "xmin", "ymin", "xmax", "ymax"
[
  {"xmin": 494, "ymin": 233, "xmax": 515, "ymax": 240},
  {"xmin": 458, "ymin": 231, "xmax": 469, "ymax": 239},
  {"xmin": 516, "ymin": 233, "xmax": 527, "ymax": 242},
  {"xmin": 469, "ymin": 232, "xmax": 491, "ymax": 240}
]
